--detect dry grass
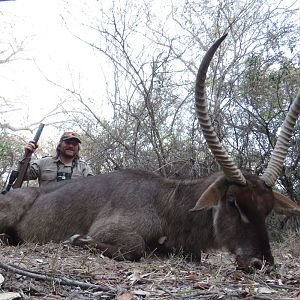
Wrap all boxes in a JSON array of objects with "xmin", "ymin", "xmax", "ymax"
[{"xmin": 0, "ymin": 232, "xmax": 299, "ymax": 299}]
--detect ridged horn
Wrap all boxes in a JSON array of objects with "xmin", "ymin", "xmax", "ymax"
[
  {"xmin": 195, "ymin": 34, "xmax": 246, "ymax": 185},
  {"xmin": 260, "ymin": 91, "xmax": 300, "ymax": 186}
]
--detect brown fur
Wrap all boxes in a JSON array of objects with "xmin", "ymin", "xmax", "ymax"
[{"xmin": 0, "ymin": 169, "xmax": 297, "ymax": 268}]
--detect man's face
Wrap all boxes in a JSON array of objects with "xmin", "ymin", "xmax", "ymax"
[{"xmin": 60, "ymin": 139, "xmax": 79, "ymax": 158}]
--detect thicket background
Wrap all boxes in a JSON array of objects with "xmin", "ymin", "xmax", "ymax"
[{"xmin": 1, "ymin": 0, "xmax": 300, "ymax": 233}]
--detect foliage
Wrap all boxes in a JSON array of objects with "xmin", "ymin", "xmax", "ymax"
[
  {"xmin": 0, "ymin": 132, "xmax": 23, "ymax": 187},
  {"xmin": 61, "ymin": 0, "xmax": 300, "ymax": 181}
]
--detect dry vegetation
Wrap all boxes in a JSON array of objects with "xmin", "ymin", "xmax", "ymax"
[{"xmin": 0, "ymin": 232, "xmax": 299, "ymax": 299}]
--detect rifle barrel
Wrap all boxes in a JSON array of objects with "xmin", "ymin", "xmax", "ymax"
[
  {"xmin": 11, "ymin": 123, "xmax": 45, "ymax": 189},
  {"xmin": 31, "ymin": 123, "xmax": 45, "ymax": 144}
]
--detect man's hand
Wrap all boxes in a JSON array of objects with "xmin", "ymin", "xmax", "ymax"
[{"xmin": 25, "ymin": 142, "xmax": 38, "ymax": 153}]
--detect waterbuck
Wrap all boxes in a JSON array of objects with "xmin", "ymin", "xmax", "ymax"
[{"xmin": 1, "ymin": 34, "xmax": 300, "ymax": 269}]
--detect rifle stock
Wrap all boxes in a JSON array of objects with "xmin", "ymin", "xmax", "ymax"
[{"xmin": 10, "ymin": 123, "xmax": 45, "ymax": 190}]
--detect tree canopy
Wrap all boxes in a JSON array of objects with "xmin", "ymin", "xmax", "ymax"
[{"xmin": 1, "ymin": 0, "xmax": 300, "ymax": 201}]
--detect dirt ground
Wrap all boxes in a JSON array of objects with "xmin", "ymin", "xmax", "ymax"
[{"xmin": 0, "ymin": 232, "xmax": 299, "ymax": 299}]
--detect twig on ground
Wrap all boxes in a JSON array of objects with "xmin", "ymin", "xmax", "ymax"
[{"xmin": 0, "ymin": 262, "xmax": 116, "ymax": 293}]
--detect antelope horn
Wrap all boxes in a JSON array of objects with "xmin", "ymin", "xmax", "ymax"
[
  {"xmin": 260, "ymin": 91, "xmax": 300, "ymax": 186},
  {"xmin": 195, "ymin": 34, "xmax": 246, "ymax": 185}
]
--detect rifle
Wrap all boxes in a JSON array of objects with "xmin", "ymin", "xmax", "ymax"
[{"xmin": 1, "ymin": 123, "xmax": 45, "ymax": 194}]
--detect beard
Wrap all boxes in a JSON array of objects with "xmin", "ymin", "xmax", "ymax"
[{"xmin": 62, "ymin": 148, "xmax": 77, "ymax": 158}]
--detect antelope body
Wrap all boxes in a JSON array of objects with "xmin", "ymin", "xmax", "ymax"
[{"xmin": 1, "ymin": 35, "xmax": 300, "ymax": 269}]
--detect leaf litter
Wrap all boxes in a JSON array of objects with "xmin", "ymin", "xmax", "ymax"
[{"xmin": 0, "ymin": 232, "xmax": 299, "ymax": 299}]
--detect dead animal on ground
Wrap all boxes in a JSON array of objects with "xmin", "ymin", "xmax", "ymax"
[{"xmin": 1, "ymin": 34, "xmax": 300, "ymax": 270}]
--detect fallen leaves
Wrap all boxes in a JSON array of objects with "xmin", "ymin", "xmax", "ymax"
[
  {"xmin": 0, "ymin": 292, "xmax": 21, "ymax": 300},
  {"xmin": 117, "ymin": 292, "xmax": 135, "ymax": 300},
  {"xmin": 0, "ymin": 235, "xmax": 299, "ymax": 299}
]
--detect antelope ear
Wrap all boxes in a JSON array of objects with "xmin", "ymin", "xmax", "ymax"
[
  {"xmin": 190, "ymin": 176, "xmax": 228, "ymax": 211},
  {"xmin": 273, "ymin": 190, "xmax": 300, "ymax": 216}
]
